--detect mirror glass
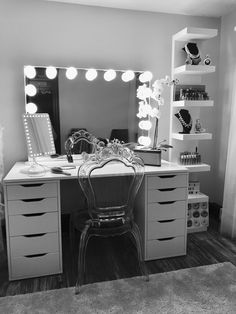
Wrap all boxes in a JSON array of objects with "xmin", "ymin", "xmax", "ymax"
[
  {"xmin": 24, "ymin": 67, "xmax": 142, "ymax": 154},
  {"xmin": 23, "ymin": 113, "xmax": 56, "ymax": 157}
]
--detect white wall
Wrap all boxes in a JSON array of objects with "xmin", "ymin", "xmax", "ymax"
[
  {"xmin": 0, "ymin": 0, "xmax": 220, "ymax": 201},
  {"xmin": 217, "ymin": 10, "xmax": 236, "ymax": 236}
]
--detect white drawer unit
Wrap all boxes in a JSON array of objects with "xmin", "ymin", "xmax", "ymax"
[
  {"xmin": 135, "ymin": 171, "xmax": 188, "ymax": 261},
  {"xmin": 4, "ymin": 180, "xmax": 62, "ymax": 280}
]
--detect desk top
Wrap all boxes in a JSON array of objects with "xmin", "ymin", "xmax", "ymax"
[{"xmin": 3, "ymin": 159, "xmax": 188, "ymax": 184}]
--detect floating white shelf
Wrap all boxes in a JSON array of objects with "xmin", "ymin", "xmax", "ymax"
[
  {"xmin": 173, "ymin": 27, "xmax": 218, "ymax": 42},
  {"xmin": 188, "ymin": 193, "xmax": 209, "ymax": 203},
  {"xmin": 172, "ymin": 100, "xmax": 214, "ymax": 108},
  {"xmin": 174, "ymin": 65, "xmax": 216, "ymax": 75},
  {"xmin": 172, "ymin": 133, "xmax": 212, "ymax": 140},
  {"xmin": 184, "ymin": 163, "xmax": 211, "ymax": 172}
]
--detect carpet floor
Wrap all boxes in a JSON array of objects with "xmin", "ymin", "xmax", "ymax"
[{"xmin": 0, "ymin": 262, "xmax": 236, "ymax": 314}]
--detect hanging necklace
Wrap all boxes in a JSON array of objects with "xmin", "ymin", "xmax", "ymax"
[{"xmin": 177, "ymin": 111, "xmax": 192, "ymax": 128}]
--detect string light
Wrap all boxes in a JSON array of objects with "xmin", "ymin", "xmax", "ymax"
[
  {"xmin": 25, "ymin": 84, "xmax": 37, "ymax": 97},
  {"xmin": 85, "ymin": 69, "xmax": 98, "ymax": 81},
  {"xmin": 138, "ymin": 136, "xmax": 151, "ymax": 146},
  {"xmin": 25, "ymin": 102, "xmax": 38, "ymax": 114},
  {"xmin": 139, "ymin": 71, "xmax": 153, "ymax": 83},
  {"xmin": 104, "ymin": 69, "xmax": 116, "ymax": 81},
  {"xmin": 65, "ymin": 67, "xmax": 78, "ymax": 80},
  {"xmin": 121, "ymin": 70, "xmax": 135, "ymax": 82},
  {"xmin": 45, "ymin": 66, "xmax": 57, "ymax": 79},
  {"xmin": 24, "ymin": 66, "xmax": 36, "ymax": 79}
]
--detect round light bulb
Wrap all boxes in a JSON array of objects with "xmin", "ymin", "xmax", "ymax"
[
  {"xmin": 139, "ymin": 71, "xmax": 153, "ymax": 83},
  {"xmin": 104, "ymin": 69, "xmax": 116, "ymax": 81},
  {"xmin": 26, "ymin": 102, "xmax": 38, "ymax": 114},
  {"xmin": 24, "ymin": 66, "xmax": 36, "ymax": 79},
  {"xmin": 25, "ymin": 84, "xmax": 37, "ymax": 97},
  {"xmin": 45, "ymin": 66, "xmax": 57, "ymax": 79},
  {"xmin": 138, "ymin": 120, "xmax": 152, "ymax": 131},
  {"xmin": 138, "ymin": 136, "xmax": 151, "ymax": 147},
  {"xmin": 121, "ymin": 70, "xmax": 135, "ymax": 82},
  {"xmin": 65, "ymin": 67, "xmax": 78, "ymax": 80},
  {"xmin": 85, "ymin": 69, "xmax": 98, "ymax": 81}
]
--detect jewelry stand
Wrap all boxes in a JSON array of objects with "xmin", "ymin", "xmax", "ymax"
[{"xmin": 175, "ymin": 109, "xmax": 192, "ymax": 134}]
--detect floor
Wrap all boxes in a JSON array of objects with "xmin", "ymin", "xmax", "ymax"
[{"xmin": 0, "ymin": 211, "xmax": 236, "ymax": 297}]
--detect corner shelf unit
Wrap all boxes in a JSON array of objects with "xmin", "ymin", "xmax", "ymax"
[{"xmin": 169, "ymin": 26, "xmax": 218, "ymax": 232}]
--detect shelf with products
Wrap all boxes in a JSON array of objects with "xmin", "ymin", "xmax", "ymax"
[
  {"xmin": 172, "ymin": 100, "xmax": 214, "ymax": 108},
  {"xmin": 169, "ymin": 26, "xmax": 217, "ymax": 233},
  {"xmin": 174, "ymin": 64, "xmax": 215, "ymax": 75},
  {"xmin": 172, "ymin": 133, "xmax": 212, "ymax": 140}
]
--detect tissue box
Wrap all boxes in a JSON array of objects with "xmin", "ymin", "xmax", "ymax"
[{"xmin": 134, "ymin": 148, "xmax": 161, "ymax": 166}]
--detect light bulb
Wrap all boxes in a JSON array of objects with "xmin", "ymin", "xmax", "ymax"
[
  {"xmin": 25, "ymin": 84, "xmax": 37, "ymax": 97},
  {"xmin": 138, "ymin": 136, "xmax": 151, "ymax": 147},
  {"xmin": 65, "ymin": 67, "xmax": 77, "ymax": 80},
  {"xmin": 104, "ymin": 69, "xmax": 116, "ymax": 81},
  {"xmin": 121, "ymin": 70, "xmax": 135, "ymax": 82},
  {"xmin": 139, "ymin": 71, "xmax": 153, "ymax": 83},
  {"xmin": 85, "ymin": 69, "xmax": 98, "ymax": 81},
  {"xmin": 138, "ymin": 120, "xmax": 152, "ymax": 131},
  {"xmin": 24, "ymin": 66, "xmax": 36, "ymax": 79},
  {"xmin": 26, "ymin": 102, "xmax": 38, "ymax": 114},
  {"xmin": 45, "ymin": 66, "xmax": 57, "ymax": 79}
]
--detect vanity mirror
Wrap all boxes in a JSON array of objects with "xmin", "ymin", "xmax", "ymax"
[
  {"xmin": 21, "ymin": 113, "xmax": 56, "ymax": 176},
  {"xmin": 24, "ymin": 66, "xmax": 146, "ymax": 154}
]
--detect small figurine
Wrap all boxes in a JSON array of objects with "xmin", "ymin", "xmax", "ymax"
[
  {"xmin": 203, "ymin": 55, "xmax": 212, "ymax": 66},
  {"xmin": 194, "ymin": 119, "xmax": 206, "ymax": 133}
]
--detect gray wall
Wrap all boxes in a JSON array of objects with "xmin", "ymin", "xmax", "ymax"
[{"xmin": 0, "ymin": 0, "xmax": 221, "ymax": 202}]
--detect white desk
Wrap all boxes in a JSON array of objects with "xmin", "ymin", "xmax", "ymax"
[{"xmin": 3, "ymin": 160, "xmax": 188, "ymax": 280}]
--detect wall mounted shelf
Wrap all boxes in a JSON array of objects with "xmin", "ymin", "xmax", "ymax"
[
  {"xmin": 172, "ymin": 100, "xmax": 214, "ymax": 108},
  {"xmin": 172, "ymin": 133, "xmax": 212, "ymax": 140},
  {"xmin": 174, "ymin": 65, "xmax": 216, "ymax": 75},
  {"xmin": 173, "ymin": 27, "xmax": 218, "ymax": 42},
  {"xmin": 184, "ymin": 163, "xmax": 211, "ymax": 172}
]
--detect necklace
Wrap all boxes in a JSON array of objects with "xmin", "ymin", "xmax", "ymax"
[{"xmin": 177, "ymin": 111, "xmax": 192, "ymax": 128}]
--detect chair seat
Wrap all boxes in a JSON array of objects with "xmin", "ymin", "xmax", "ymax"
[{"xmin": 72, "ymin": 210, "xmax": 132, "ymax": 237}]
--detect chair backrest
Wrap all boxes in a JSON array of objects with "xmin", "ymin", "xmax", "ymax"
[
  {"xmin": 65, "ymin": 129, "xmax": 98, "ymax": 156},
  {"xmin": 78, "ymin": 142, "xmax": 144, "ymax": 226}
]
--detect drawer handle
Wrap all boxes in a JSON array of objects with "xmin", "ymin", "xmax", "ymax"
[
  {"xmin": 21, "ymin": 198, "xmax": 44, "ymax": 203},
  {"xmin": 24, "ymin": 253, "xmax": 47, "ymax": 258},
  {"xmin": 158, "ymin": 188, "xmax": 176, "ymax": 192},
  {"xmin": 158, "ymin": 219, "xmax": 175, "ymax": 223},
  {"xmin": 157, "ymin": 237, "xmax": 175, "ymax": 241},
  {"xmin": 159, "ymin": 175, "xmax": 176, "ymax": 179},
  {"xmin": 21, "ymin": 183, "xmax": 44, "ymax": 187},
  {"xmin": 23, "ymin": 233, "xmax": 46, "ymax": 238},
  {"xmin": 22, "ymin": 213, "xmax": 46, "ymax": 217},
  {"xmin": 158, "ymin": 201, "xmax": 176, "ymax": 205}
]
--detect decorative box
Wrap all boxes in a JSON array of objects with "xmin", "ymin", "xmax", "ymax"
[{"xmin": 134, "ymin": 148, "xmax": 161, "ymax": 166}]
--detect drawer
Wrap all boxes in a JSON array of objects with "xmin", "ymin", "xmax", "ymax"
[
  {"xmin": 147, "ymin": 218, "xmax": 185, "ymax": 239},
  {"xmin": 146, "ymin": 236, "xmax": 186, "ymax": 260},
  {"xmin": 8, "ymin": 212, "xmax": 59, "ymax": 236},
  {"xmin": 10, "ymin": 232, "xmax": 59, "ymax": 258},
  {"xmin": 148, "ymin": 200, "xmax": 186, "ymax": 221},
  {"xmin": 7, "ymin": 197, "xmax": 58, "ymax": 215},
  {"xmin": 148, "ymin": 174, "xmax": 188, "ymax": 190},
  {"xmin": 148, "ymin": 187, "xmax": 187, "ymax": 203},
  {"xmin": 6, "ymin": 182, "xmax": 57, "ymax": 200},
  {"xmin": 11, "ymin": 252, "xmax": 61, "ymax": 280}
]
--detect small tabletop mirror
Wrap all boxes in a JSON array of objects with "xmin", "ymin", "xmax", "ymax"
[{"xmin": 22, "ymin": 113, "xmax": 56, "ymax": 176}]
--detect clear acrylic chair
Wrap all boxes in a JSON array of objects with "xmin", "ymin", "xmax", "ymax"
[
  {"xmin": 72, "ymin": 141, "xmax": 149, "ymax": 293},
  {"xmin": 64, "ymin": 129, "xmax": 99, "ymax": 162}
]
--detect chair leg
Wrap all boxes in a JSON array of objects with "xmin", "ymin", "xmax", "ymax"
[
  {"xmin": 130, "ymin": 222, "xmax": 149, "ymax": 282},
  {"xmin": 75, "ymin": 223, "xmax": 90, "ymax": 294}
]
